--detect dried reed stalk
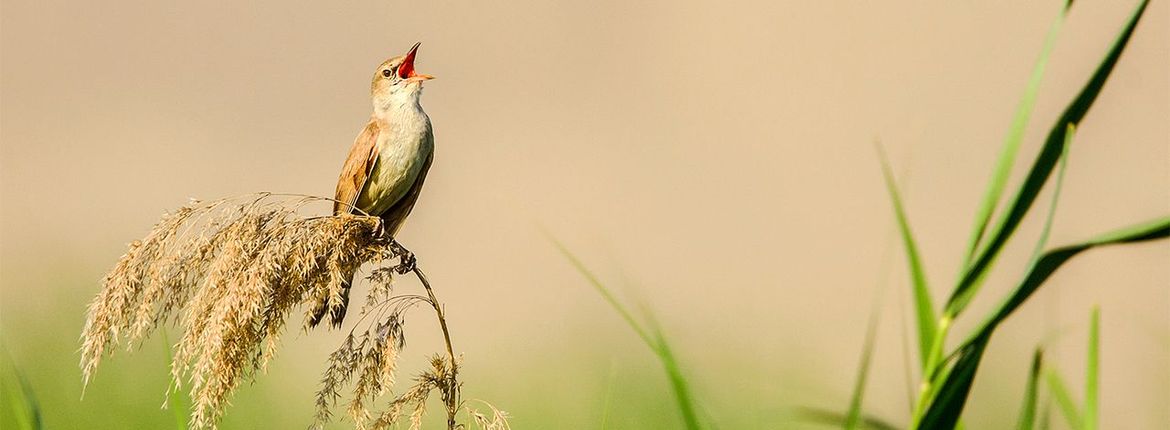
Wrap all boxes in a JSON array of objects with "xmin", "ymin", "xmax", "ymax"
[{"xmin": 79, "ymin": 193, "xmax": 507, "ymax": 430}]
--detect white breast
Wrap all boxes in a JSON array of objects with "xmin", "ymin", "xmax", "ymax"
[{"xmin": 356, "ymin": 106, "xmax": 433, "ymax": 216}]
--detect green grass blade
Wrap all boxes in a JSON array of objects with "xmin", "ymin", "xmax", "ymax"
[
  {"xmin": 1085, "ymin": 307, "xmax": 1099, "ymax": 430},
  {"xmin": 844, "ymin": 297, "xmax": 883, "ymax": 430},
  {"xmin": 945, "ymin": 0, "xmax": 1152, "ymax": 318},
  {"xmin": 963, "ymin": 1, "xmax": 1072, "ymax": 264},
  {"xmin": 876, "ymin": 144, "xmax": 936, "ymax": 369},
  {"xmin": 915, "ymin": 338, "xmax": 987, "ymax": 430},
  {"xmin": 550, "ymin": 238, "xmax": 653, "ymax": 346},
  {"xmin": 1016, "ymin": 349, "xmax": 1044, "ymax": 430},
  {"xmin": 1046, "ymin": 369, "xmax": 1083, "ymax": 430},
  {"xmin": 1028, "ymin": 124, "xmax": 1072, "ymax": 263},
  {"xmin": 551, "ymin": 239, "xmax": 702, "ymax": 430},
  {"xmin": 644, "ymin": 315, "xmax": 701, "ymax": 430},
  {"xmin": 960, "ymin": 126, "xmax": 1072, "ymax": 344},
  {"xmin": 967, "ymin": 216, "xmax": 1169, "ymax": 344},
  {"xmin": 1015, "ymin": 133, "xmax": 1068, "ymax": 429},
  {"xmin": 913, "ymin": 129, "xmax": 1071, "ymax": 426},
  {"xmin": 917, "ymin": 216, "xmax": 1169, "ymax": 429},
  {"xmin": 12, "ymin": 369, "xmax": 41, "ymax": 430},
  {"xmin": 1, "ymin": 370, "xmax": 29, "ymax": 430},
  {"xmin": 1, "ymin": 346, "xmax": 41, "ymax": 430}
]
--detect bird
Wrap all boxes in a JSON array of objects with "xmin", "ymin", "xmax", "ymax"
[{"xmin": 310, "ymin": 42, "xmax": 436, "ymax": 328}]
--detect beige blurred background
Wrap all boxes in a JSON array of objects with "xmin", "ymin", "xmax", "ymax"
[{"xmin": 2, "ymin": 0, "xmax": 1167, "ymax": 428}]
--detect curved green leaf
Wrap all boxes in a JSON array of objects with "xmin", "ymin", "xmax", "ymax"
[
  {"xmin": 551, "ymin": 239, "xmax": 703, "ymax": 430},
  {"xmin": 1085, "ymin": 307, "xmax": 1099, "ymax": 430},
  {"xmin": 964, "ymin": 1, "xmax": 1073, "ymax": 264},
  {"xmin": 1047, "ymin": 369, "xmax": 1084, "ymax": 430},
  {"xmin": 945, "ymin": 0, "xmax": 1152, "ymax": 318},
  {"xmin": 1016, "ymin": 349, "xmax": 1044, "ymax": 430},
  {"xmin": 917, "ymin": 337, "xmax": 988, "ymax": 430},
  {"xmin": 918, "ymin": 216, "xmax": 1169, "ymax": 429},
  {"xmin": 876, "ymin": 144, "xmax": 936, "ymax": 369},
  {"xmin": 968, "ymin": 217, "xmax": 1168, "ymax": 343},
  {"xmin": 912, "ymin": 126, "xmax": 1073, "ymax": 427},
  {"xmin": 845, "ymin": 295, "xmax": 884, "ymax": 430},
  {"xmin": 1, "ymin": 345, "xmax": 41, "ymax": 430}
]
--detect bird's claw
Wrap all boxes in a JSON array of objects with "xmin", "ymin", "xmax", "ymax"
[
  {"xmin": 373, "ymin": 218, "xmax": 388, "ymax": 239},
  {"xmin": 390, "ymin": 240, "xmax": 416, "ymax": 275},
  {"xmin": 396, "ymin": 252, "xmax": 416, "ymax": 275}
]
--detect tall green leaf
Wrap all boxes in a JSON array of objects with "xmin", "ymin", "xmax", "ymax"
[
  {"xmin": 944, "ymin": 0, "xmax": 1152, "ymax": 318},
  {"xmin": 1, "ymin": 346, "xmax": 41, "ymax": 430},
  {"xmin": 845, "ymin": 296, "xmax": 883, "ymax": 430},
  {"xmin": 916, "ymin": 336, "xmax": 987, "ymax": 430},
  {"xmin": 876, "ymin": 144, "xmax": 936, "ymax": 369},
  {"xmin": 913, "ymin": 128, "xmax": 1073, "ymax": 427},
  {"xmin": 964, "ymin": 0, "xmax": 1074, "ymax": 264},
  {"xmin": 1016, "ymin": 349, "xmax": 1044, "ymax": 430},
  {"xmin": 644, "ymin": 315, "xmax": 701, "ymax": 430},
  {"xmin": 1046, "ymin": 369, "xmax": 1083, "ymax": 430},
  {"xmin": 551, "ymin": 239, "xmax": 652, "ymax": 347},
  {"xmin": 1085, "ymin": 307, "xmax": 1100, "ymax": 430},
  {"xmin": 967, "ymin": 217, "xmax": 1168, "ymax": 344},
  {"xmin": 551, "ymin": 239, "xmax": 702, "ymax": 430},
  {"xmin": 917, "ymin": 216, "xmax": 1169, "ymax": 429},
  {"xmin": 1027, "ymin": 123, "xmax": 1072, "ymax": 262}
]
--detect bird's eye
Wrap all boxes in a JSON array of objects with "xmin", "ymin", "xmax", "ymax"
[{"xmin": 382, "ymin": 69, "xmax": 393, "ymax": 78}]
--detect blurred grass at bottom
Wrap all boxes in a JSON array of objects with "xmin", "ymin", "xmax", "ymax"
[
  {"xmin": 2, "ymin": 269, "xmax": 1048, "ymax": 429},
  {"xmin": 0, "ymin": 273, "xmax": 701, "ymax": 429},
  {"xmin": 0, "ymin": 271, "xmax": 847, "ymax": 430}
]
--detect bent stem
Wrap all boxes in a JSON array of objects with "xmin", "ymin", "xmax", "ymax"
[{"xmin": 413, "ymin": 266, "xmax": 460, "ymax": 430}]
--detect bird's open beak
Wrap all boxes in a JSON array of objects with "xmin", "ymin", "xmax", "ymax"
[{"xmin": 399, "ymin": 42, "xmax": 435, "ymax": 82}]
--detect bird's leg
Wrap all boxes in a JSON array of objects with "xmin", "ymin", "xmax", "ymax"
[
  {"xmin": 372, "ymin": 217, "xmax": 388, "ymax": 239},
  {"xmin": 390, "ymin": 239, "xmax": 416, "ymax": 275}
]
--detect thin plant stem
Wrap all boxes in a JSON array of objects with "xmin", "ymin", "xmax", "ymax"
[{"xmin": 413, "ymin": 266, "xmax": 460, "ymax": 430}]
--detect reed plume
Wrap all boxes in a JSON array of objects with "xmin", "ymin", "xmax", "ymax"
[{"xmin": 79, "ymin": 193, "xmax": 506, "ymax": 430}]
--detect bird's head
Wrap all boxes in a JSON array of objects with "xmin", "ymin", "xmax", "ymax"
[{"xmin": 370, "ymin": 42, "xmax": 434, "ymax": 114}]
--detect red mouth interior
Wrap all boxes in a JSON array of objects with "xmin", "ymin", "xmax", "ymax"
[{"xmin": 398, "ymin": 45, "xmax": 419, "ymax": 79}]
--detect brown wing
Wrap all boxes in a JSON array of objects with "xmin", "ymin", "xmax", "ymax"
[
  {"xmin": 379, "ymin": 149, "xmax": 434, "ymax": 236},
  {"xmin": 333, "ymin": 120, "xmax": 381, "ymax": 215}
]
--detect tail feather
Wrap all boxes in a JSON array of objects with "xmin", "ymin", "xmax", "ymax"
[
  {"xmin": 329, "ymin": 285, "xmax": 351, "ymax": 328},
  {"xmin": 308, "ymin": 278, "xmax": 353, "ymax": 329}
]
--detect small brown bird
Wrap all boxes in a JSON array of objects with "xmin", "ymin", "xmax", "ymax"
[{"xmin": 310, "ymin": 43, "xmax": 436, "ymax": 328}]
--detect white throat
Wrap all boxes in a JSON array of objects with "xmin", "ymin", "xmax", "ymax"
[{"xmin": 373, "ymin": 85, "xmax": 426, "ymax": 121}]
